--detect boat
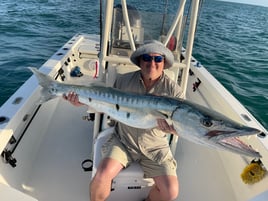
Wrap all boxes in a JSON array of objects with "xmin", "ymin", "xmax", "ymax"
[{"xmin": 0, "ymin": 0, "xmax": 267, "ymax": 200}]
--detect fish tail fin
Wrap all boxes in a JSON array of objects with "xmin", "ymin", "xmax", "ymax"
[
  {"xmin": 28, "ymin": 67, "xmax": 55, "ymax": 88},
  {"xmin": 28, "ymin": 67, "xmax": 57, "ymax": 102}
]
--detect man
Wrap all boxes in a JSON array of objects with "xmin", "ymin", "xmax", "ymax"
[{"xmin": 65, "ymin": 40, "xmax": 182, "ymax": 201}]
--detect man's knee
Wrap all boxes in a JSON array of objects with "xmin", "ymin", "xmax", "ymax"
[
  {"xmin": 154, "ymin": 176, "xmax": 179, "ymax": 201},
  {"xmin": 94, "ymin": 158, "xmax": 124, "ymax": 181},
  {"xmin": 159, "ymin": 183, "xmax": 179, "ymax": 201},
  {"xmin": 166, "ymin": 185, "xmax": 179, "ymax": 201}
]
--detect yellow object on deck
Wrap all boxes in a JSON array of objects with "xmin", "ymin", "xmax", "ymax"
[{"xmin": 241, "ymin": 160, "xmax": 266, "ymax": 184}]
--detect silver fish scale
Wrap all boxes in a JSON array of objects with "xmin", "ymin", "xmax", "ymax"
[{"xmin": 74, "ymin": 84, "xmax": 175, "ymax": 111}]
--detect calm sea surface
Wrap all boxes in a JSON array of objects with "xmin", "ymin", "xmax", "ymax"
[{"xmin": 0, "ymin": 0, "xmax": 267, "ymax": 129}]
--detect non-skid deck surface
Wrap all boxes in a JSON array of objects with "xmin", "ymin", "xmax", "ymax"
[{"xmin": 24, "ymin": 99, "xmax": 93, "ymax": 201}]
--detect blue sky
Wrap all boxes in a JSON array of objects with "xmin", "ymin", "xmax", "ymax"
[{"xmin": 221, "ymin": 0, "xmax": 268, "ymax": 7}]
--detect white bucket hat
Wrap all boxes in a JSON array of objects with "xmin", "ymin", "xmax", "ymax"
[{"xmin": 130, "ymin": 40, "xmax": 174, "ymax": 69}]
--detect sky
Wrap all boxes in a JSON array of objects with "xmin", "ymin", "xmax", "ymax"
[{"xmin": 221, "ymin": 0, "xmax": 268, "ymax": 7}]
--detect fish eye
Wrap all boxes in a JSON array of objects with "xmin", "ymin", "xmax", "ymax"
[
  {"xmin": 201, "ymin": 117, "xmax": 213, "ymax": 127},
  {"xmin": 49, "ymin": 88, "xmax": 57, "ymax": 93}
]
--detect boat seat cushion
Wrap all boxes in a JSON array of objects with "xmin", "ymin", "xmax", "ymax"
[{"xmin": 92, "ymin": 127, "xmax": 145, "ymax": 178}]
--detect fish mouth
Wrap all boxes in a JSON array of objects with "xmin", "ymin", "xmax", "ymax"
[
  {"xmin": 206, "ymin": 129, "xmax": 262, "ymax": 158},
  {"xmin": 218, "ymin": 136, "xmax": 261, "ymax": 158}
]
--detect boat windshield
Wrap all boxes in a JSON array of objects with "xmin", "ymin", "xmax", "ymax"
[{"xmin": 110, "ymin": 2, "xmax": 183, "ymax": 50}]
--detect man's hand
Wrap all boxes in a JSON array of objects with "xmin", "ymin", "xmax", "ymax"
[{"xmin": 63, "ymin": 92, "xmax": 85, "ymax": 107}]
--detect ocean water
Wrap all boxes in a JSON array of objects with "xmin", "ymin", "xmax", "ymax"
[{"xmin": 0, "ymin": 0, "xmax": 267, "ymax": 129}]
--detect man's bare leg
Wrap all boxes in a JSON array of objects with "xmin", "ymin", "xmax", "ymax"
[
  {"xmin": 145, "ymin": 175, "xmax": 179, "ymax": 201},
  {"xmin": 90, "ymin": 158, "xmax": 124, "ymax": 201}
]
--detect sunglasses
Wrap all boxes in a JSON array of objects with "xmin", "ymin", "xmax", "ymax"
[{"xmin": 141, "ymin": 54, "xmax": 164, "ymax": 63}]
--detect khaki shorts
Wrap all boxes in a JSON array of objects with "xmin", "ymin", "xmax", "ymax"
[{"xmin": 101, "ymin": 135, "xmax": 177, "ymax": 178}]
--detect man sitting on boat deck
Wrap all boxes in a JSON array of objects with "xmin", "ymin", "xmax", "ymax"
[{"xmin": 64, "ymin": 40, "xmax": 182, "ymax": 201}]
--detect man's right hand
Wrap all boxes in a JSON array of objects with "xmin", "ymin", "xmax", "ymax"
[{"xmin": 63, "ymin": 92, "xmax": 85, "ymax": 107}]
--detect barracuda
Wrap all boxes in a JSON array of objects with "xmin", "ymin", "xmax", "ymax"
[{"xmin": 30, "ymin": 67, "xmax": 262, "ymax": 158}]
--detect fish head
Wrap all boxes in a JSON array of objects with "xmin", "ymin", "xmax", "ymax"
[{"xmin": 171, "ymin": 101, "xmax": 262, "ymax": 158}]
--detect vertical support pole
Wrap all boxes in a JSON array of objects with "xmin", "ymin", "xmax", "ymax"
[
  {"xmin": 180, "ymin": 0, "xmax": 200, "ymax": 98},
  {"xmin": 99, "ymin": 0, "xmax": 114, "ymax": 81},
  {"xmin": 163, "ymin": 0, "xmax": 186, "ymax": 46},
  {"xmin": 121, "ymin": 0, "xmax": 136, "ymax": 51},
  {"xmin": 94, "ymin": 0, "xmax": 114, "ymax": 140}
]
